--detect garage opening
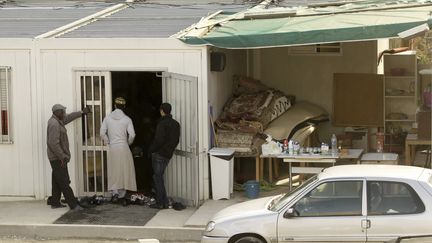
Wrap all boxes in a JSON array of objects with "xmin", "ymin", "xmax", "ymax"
[{"xmin": 111, "ymin": 71, "xmax": 162, "ymax": 194}]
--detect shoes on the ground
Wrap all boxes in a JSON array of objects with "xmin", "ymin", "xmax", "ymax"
[
  {"xmin": 121, "ymin": 198, "xmax": 130, "ymax": 207},
  {"xmin": 51, "ymin": 204, "xmax": 67, "ymax": 209},
  {"xmin": 71, "ymin": 205, "xmax": 84, "ymax": 212},
  {"xmin": 149, "ymin": 203, "xmax": 168, "ymax": 209},
  {"xmin": 78, "ymin": 201, "xmax": 92, "ymax": 209},
  {"xmin": 111, "ymin": 194, "xmax": 119, "ymax": 203}
]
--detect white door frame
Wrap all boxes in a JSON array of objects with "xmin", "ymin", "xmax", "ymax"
[
  {"xmin": 161, "ymin": 71, "xmax": 199, "ymax": 206},
  {"xmin": 75, "ymin": 70, "xmax": 112, "ymax": 196},
  {"xmin": 74, "ymin": 69, "xmax": 200, "ymax": 206}
]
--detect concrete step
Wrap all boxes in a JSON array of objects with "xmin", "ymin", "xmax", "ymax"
[{"xmin": 0, "ymin": 224, "xmax": 203, "ymax": 242}]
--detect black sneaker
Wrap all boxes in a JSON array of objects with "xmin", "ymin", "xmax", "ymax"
[{"xmin": 51, "ymin": 204, "xmax": 67, "ymax": 209}]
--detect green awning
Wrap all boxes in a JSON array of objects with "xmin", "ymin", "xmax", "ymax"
[{"xmin": 180, "ymin": 5, "xmax": 432, "ymax": 49}]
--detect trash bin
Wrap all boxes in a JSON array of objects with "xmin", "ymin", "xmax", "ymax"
[
  {"xmin": 209, "ymin": 148, "xmax": 235, "ymax": 200},
  {"xmin": 244, "ymin": 180, "xmax": 260, "ymax": 199}
]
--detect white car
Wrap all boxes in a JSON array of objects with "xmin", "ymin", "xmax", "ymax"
[{"xmin": 202, "ymin": 165, "xmax": 432, "ymax": 243}]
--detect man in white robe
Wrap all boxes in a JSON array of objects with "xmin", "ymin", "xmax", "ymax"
[{"xmin": 100, "ymin": 97, "xmax": 137, "ymax": 202}]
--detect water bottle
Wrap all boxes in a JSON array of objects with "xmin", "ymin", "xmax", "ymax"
[
  {"xmin": 293, "ymin": 141, "xmax": 299, "ymax": 155},
  {"xmin": 331, "ymin": 134, "xmax": 338, "ymax": 156},
  {"xmin": 288, "ymin": 140, "xmax": 294, "ymax": 155}
]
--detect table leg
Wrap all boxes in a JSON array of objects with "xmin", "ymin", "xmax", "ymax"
[
  {"xmin": 274, "ymin": 159, "xmax": 279, "ymax": 179},
  {"xmin": 289, "ymin": 163, "xmax": 292, "ymax": 191},
  {"xmin": 255, "ymin": 156, "xmax": 260, "ymax": 181},
  {"xmin": 235, "ymin": 158, "xmax": 241, "ymax": 173},
  {"xmin": 411, "ymin": 146, "xmax": 415, "ymax": 166},
  {"xmin": 260, "ymin": 158, "xmax": 264, "ymax": 182},
  {"xmin": 268, "ymin": 158, "xmax": 273, "ymax": 183},
  {"xmin": 405, "ymin": 142, "xmax": 411, "ymax": 166}
]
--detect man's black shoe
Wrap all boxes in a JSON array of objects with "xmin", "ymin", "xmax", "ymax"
[
  {"xmin": 51, "ymin": 204, "xmax": 67, "ymax": 209},
  {"xmin": 149, "ymin": 203, "xmax": 168, "ymax": 209}
]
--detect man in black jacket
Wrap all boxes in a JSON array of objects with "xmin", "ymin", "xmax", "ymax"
[{"xmin": 149, "ymin": 103, "xmax": 180, "ymax": 209}]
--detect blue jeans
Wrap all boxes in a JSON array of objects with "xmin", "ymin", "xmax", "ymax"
[{"xmin": 152, "ymin": 153, "xmax": 169, "ymax": 206}]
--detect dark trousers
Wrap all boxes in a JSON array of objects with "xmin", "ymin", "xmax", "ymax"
[
  {"xmin": 152, "ymin": 153, "xmax": 169, "ymax": 206},
  {"xmin": 50, "ymin": 160, "xmax": 78, "ymax": 209}
]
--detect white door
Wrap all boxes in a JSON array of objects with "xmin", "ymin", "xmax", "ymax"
[
  {"xmin": 76, "ymin": 71, "xmax": 112, "ymax": 196},
  {"xmin": 365, "ymin": 180, "xmax": 429, "ymax": 242},
  {"xmin": 278, "ymin": 179, "xmax": 367, "ymax": 242},
  {"xmin": 161, "ymin": 71, "xmax": 199, "ymax": 206}
]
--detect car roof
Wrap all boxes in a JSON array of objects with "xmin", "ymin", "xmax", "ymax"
[{"xmin": 319, "ymin": 165, "xmax": 426, "ymax": 181}]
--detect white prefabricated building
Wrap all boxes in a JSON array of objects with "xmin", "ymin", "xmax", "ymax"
[{"xmin": 0, "ymin": 1, "xmax": 247, "ymax": 206}]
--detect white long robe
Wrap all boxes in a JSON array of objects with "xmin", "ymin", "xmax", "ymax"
[{"xmin": 100, "ymin": 109, "xmax": 137, "ymax": 192}]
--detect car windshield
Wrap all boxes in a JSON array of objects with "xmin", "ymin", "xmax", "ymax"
[{"xmin": 268, "ymin": 175, "xmax": 318, "ymax": 212}]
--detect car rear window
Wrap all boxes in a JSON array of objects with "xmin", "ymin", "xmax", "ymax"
[{"xmin": 367, "ymin": 181, "xmax": 425, "ymax": 215}]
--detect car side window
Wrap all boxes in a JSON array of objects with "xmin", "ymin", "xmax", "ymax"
[
  {"xmin": 292, "ymin": 181, "xmax": 363, "ymax": 217},
  {"xmin": 367, "ymin": 181, "xmax": 425, "ymax": 215}
]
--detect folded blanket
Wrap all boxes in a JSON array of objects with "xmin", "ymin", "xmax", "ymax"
[{"xmin": 217, "ymin": 90, "xmax": 293, "ymax": 132}]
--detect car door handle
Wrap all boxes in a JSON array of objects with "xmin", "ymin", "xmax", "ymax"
[{"xmin": 362, "ymin": 219, "xmax": 371, "ymax": 229}]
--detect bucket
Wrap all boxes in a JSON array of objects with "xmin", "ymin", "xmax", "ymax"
[{"xmin": 244, "ymin": 180, "xmax": 260, "ymax": 199}]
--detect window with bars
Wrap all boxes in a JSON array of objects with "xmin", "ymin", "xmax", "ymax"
[{"xmin": 0, "ymin": 67, "xmax": 11, "ymax": 143}]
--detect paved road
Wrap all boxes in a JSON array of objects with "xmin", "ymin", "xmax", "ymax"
[{"xmin": 0, "ymin": 237, "xmax": 199, "ymax": 243}]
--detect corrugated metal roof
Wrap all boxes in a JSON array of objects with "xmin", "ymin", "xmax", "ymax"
[
  {"xmin": 60, "ymin": 3, "xmax": 249, "ymax": 38},
  {"xmin": 0, "ymin": 0, "xmax": 353, "ymax": 39},
  {"xmin": 0, "ymin": 3, "xmax": 108, "ymax": 38}
]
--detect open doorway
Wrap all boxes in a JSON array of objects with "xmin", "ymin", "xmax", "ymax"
[{"xmin": 111, "ymin": 71, "xmax": 162, "ymax": 194}]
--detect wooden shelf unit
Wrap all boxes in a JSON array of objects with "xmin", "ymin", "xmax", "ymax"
[{"xmin": 383, "ymin": 51, "xmax": 418, "ymax": 148}]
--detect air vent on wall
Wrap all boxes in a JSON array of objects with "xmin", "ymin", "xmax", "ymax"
[{"xmin": 288, "ymin": 43, "xmax": 342, "ymax": 55}]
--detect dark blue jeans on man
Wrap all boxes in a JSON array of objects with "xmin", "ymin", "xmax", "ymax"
[{"xmin": 152, "ymin": 153, "xmax": 169, "ymax": 207}]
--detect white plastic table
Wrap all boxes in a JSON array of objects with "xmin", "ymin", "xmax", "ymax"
[{"xmin": 263, "ymin": 149, "xmax": 363, "ymax": 190}]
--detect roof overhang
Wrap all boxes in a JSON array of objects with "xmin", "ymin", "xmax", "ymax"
[{"xmin": 178, "ymin": 2, "xmax": 432, "ymax": 49}]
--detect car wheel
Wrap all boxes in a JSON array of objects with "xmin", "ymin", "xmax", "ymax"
[{"xmin": 233, "ymin": 236, "xmax": 265, "ymax": 243}]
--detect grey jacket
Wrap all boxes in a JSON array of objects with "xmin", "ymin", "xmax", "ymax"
[{"xmin": 47, "ymin": 112, "xmax": 82, "ymax": 162}]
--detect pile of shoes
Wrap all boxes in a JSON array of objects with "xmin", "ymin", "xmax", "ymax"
[
  {"xmin": 79, "ymin": 195, "xmax": 108, "ymax": 208},
  {"xmin": 111, "ymin": 193, "xmax": 156, "ymax": 207},
  {"xmin": 129, "ymin": 193, "xmax": 152, "ymax": 205}
]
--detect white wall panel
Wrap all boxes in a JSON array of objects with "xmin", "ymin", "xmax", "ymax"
[
  {"xmin": 259, "ymin": 41, "xmax": 378, "ymax": 141},
  {"xmin": 0, "ymin": 50, "xmax": 34, "ymax": 197}
]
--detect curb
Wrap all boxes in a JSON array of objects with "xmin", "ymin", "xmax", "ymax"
[{"xmin": 0, "ymin": 224, "xmax": 204, "ymax": 242}]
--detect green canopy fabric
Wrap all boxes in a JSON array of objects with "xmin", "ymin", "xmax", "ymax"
[{"xmin": 180, "ymin": 5, "xmax": 432, "ymax": 49}]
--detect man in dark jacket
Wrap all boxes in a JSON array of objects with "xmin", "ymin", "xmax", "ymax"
[
  {"xmin": 47, "ymin": 104, "xmax": 90, "ymax": 211},
  {"xmin": 149, "ymin": 103, "xmax": 180, "ymax": 209}
]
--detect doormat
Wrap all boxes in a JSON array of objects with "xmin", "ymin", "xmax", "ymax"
[{"xmin": 54, "ymin": 204, "xmax": 159, "ymax": 226}]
